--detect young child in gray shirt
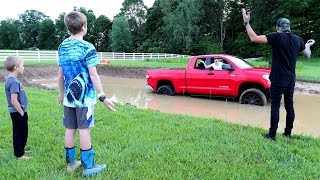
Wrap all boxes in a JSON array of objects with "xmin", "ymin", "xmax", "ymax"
[{"xmin": 4, "ymin": 56, "xmax": 30, "ymax": 160}]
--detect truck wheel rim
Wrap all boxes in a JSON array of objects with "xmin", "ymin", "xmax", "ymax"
[{"xmin": 243, "ymin": 94, "xmax": 261, "ymax": 105}]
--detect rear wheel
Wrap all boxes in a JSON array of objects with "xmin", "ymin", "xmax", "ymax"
[
  {"xmin": 239, "ymin": 88, "xmax": 267, "ymax": 106},
  {"xmin": 157, "ymin": 85, "xmax": 175, "ymax": 96}
]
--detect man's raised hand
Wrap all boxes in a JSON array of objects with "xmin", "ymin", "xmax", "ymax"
[
  {"xmin": 307, "ymin": 39, "xmax": 316, "ymax": 46},
  {"xmin": 242, "ymin": 8, "xmax": 250, "ymax": 23}
]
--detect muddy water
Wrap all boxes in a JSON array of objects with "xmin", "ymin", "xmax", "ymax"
[{"xmin": 32, "ymin": 76, "xmax": 320, "ymax": 137}]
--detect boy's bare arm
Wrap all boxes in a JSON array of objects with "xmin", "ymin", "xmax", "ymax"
[
  {"xmin": 57, "ymin": 67, "xmax": 64, "ymax": 104},
  {"xmin": 11, "ymin": 93, "xmax": 24, "ymax": 116},
  {"xmin": 88, "ymin": 66, "xmax": 116, "ymax": 111},
  {"xmin": 201, "ymin": 60, "xmax": 212, "ymax": 68}
]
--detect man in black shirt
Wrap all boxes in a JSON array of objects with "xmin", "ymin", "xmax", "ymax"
[{"xmin": 242, "ymin": 8, "xmax": 315, "ymax": 140}]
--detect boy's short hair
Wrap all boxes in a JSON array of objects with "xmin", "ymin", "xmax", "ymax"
[
  {"xmin": 64, "ymin": 11, "xmax": 87, "ymax": 35},
  {"xmin": 4, "ymin": 56, "xmax": 22, "ymax": 72}
]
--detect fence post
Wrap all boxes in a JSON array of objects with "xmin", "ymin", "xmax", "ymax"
[
  {"xmin": 142, "ymin": 53, "xmax": 144, "ymax": 60},
  {"xmin": 112, "ymin": 52, "xmax": 115, "ymax": 61},
  {"xmin": 100, "ymin": 52, "xmax": 103, "ymax": 59},
  {"xmin": 56, "ymin": 51, "xmax": 59, "ymax": 61},
  {"xmin": 16, "ymin": 50, "xmax": 19, "ymax": 56},
  {"xmin": 37, "ymin": 50, "xmax": 40, "ymax": 62},
  {"xmin": 123, "ymin": 53, "xmax": 125, "ymax": 61},
  {"xmin": 133, "ymin": 53, "xmax": 135, "ymax": 61}
]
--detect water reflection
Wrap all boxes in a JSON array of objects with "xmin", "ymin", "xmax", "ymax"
[{"xmin": 32, "ymin": 76, "xmax": 320, "ymax": 137}]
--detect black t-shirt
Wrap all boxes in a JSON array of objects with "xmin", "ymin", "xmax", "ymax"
[{"xmin": 266, "ymin": 32, "xmax": 305, "ymax": 85}]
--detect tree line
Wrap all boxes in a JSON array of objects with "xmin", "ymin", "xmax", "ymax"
[{"xmin": 0, "ymin": 0, "xmax": 319, "ymax": 58}]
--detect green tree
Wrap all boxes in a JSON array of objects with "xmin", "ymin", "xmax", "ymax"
[
  {"xmin": 92, "ymin": 15, "xmax": 112, "ymax": 51},
  {"xmin": 55, "ymin": 13, "xmax": 68, "ymax": 46},
  {"xmin": 117, "ymin": 0, "xmax": 148, "ymax": 51},
  {"xmin": 19, "ymin": 10, "xmax": 47, "ymax": 49},
  {"xmin": 38, "ymin": 18, "xmax": 57, "ymax": 49},
  {"xmin": 139, "ymin": 0, "xmax": 165, "ymax": 52},
  {"xmin": 271, "ymin": 0, "xmax": 319, "ymax": 56},
  {"xmin": 246, "ymin": 0, "xmax": 279, "ymax": 34},
  {"xmin": 110, "ymin": 16, "xmax": 133, "ymax": 52},
  {"xmin": 0, "ymin": 19, "xmax": 22, "ymax": 49},
  {"xmin": 225, "ymin": 0, "xmax": 279, "ymax": 58},
  {"xmin": 162, "ymin": 0, "xmax": 203, "ymax": 54}
]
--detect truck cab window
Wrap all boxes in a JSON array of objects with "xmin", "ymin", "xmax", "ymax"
[{"xmin": 195, "ymin": 59, "xmax": 206, "ymax": 70}]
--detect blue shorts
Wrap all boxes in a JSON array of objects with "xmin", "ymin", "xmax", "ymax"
[{"xmin": 63, "ymin": 106, "xmax": 94, "ymax": 129}]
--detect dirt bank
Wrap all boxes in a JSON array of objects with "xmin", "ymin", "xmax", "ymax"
[{"xmin": 1, "ymin": 65, "xmax": 320, "ymax": 95}]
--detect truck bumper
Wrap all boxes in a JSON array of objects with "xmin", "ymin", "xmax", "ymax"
[{"xmin": 146, "ymin": 84, "xmax": 154, "ymax": 91}]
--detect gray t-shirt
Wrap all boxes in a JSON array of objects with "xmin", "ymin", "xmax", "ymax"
[{"xmin": 5, "ymin": 76, "xmax": 28, "ymax": 113}]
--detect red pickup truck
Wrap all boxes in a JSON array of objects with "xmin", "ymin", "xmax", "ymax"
[{"xmin": 146, "ymin": 54, "xmax": 271, "ymax": 106}]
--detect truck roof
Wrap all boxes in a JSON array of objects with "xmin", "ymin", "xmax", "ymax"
[{"xmin": 192, "ymin": 54, "xmax": 236, "ymax": 59}]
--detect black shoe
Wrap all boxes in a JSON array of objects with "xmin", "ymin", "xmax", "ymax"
[
  {"xmin": 282, "ymin": 133, "xmax": 292, "ymax": 139},
  {"xmin": 263, "ymin": 133, "xmax": 276, "ymax": 141}
]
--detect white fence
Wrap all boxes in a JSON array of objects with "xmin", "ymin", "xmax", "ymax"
[{"xmin": 0, "ymin": 50, "xmax": 190, "ymax": 61}]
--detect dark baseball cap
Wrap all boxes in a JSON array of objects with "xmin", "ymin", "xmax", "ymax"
[{"xmin": 276, "ymin": 18, "xmax": 291, "ymax": 32}]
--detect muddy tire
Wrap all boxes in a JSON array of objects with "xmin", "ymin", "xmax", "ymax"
[
  {"xmin": 239, "ymin": 88, "xmax": 267, "ymax": 106},
  {"xmin": 157, "ymin": 85, "xmax": 175, "ymax": 96}
]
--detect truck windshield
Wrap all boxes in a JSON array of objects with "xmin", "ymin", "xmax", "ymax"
[{"xmin": 228, "ymin": 56, "xmax": 253, "ymax": 69}]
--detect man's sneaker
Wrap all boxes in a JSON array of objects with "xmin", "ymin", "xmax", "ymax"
[
  {"xmin": 83, "ymin": 164, "xmax": 107, "ymax": 177},
  {"xmin": 282, "ymin": 133, "xmax": 292, "ymax": 139},
  {"xmin": 263, "ymin": 133, "xmax": 276, "ymax": 141},
  {"xmin": 67, "ymin": 160, "xmax": 82, "ymax": 172},
  {"xmin": 17, "ymin": 155, "xmax": 31, "ymax": 160}
]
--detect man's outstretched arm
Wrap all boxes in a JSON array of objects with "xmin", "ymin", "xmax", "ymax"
[
  {"xmin": 242, "ymin": 8, "xmax": 268, "ymax": 44},
  {"xmin": 302, "ymin": 39, "xmax": 316, "ymax": 59}
]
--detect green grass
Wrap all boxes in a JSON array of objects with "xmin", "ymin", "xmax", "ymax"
[{"xmin": 1, "ymin": 84, "xmax": 320, "ymax": 179}]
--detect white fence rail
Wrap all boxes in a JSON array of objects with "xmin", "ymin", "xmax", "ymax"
[{"xmin": 0, "ymin": 50, "xmax": 190, "ymax": 61}]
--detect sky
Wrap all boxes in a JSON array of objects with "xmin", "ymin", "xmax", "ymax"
[{"xmin": 0, "ymin": 0, "xmax": 155, "ymax": 21}]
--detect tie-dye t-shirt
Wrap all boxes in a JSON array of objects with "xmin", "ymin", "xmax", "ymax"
[{"xmin": 58, "ymin": 38, "xmax": 99, "ymax": 108}]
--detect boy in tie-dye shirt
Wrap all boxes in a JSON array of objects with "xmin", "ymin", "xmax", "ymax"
[{"xmin": 57, "ymin": 11, "xmax": 116, "ymax": 177}]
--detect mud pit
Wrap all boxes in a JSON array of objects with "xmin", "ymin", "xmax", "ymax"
[{"xmin": 0, "ymin": 65, "xmax": 320, "ymax": 95}]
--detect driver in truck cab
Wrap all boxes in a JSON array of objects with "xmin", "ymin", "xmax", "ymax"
[{"xmin": 200, "ymin": 59, "xmax": 223, "ymax": 70}]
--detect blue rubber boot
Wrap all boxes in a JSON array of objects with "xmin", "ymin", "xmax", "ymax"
[
  {"xmin": 81, "ymin": 148, "xmax": 107, "ymax": 177},
  {"xmin": 64, "ymin": 147, "xmax": 81, "ymax": 172}
]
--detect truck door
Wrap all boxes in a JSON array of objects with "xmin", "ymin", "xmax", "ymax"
[
  {"xmin": 185, "ymin": 58, "xmax": 211, "ymax": 95},
  {"xmin": 206, "ymin": 58, "xmax": 236, "ymax": 96}
]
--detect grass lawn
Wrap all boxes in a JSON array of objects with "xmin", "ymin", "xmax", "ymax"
[{"xmin": 1, "ymin": 84, "xmax": 320, "ymax": 179}]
